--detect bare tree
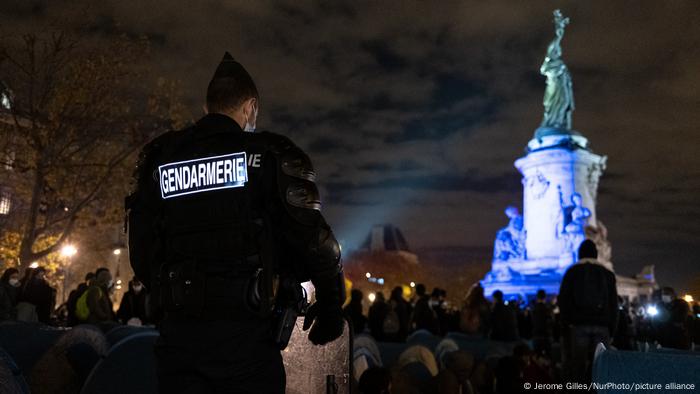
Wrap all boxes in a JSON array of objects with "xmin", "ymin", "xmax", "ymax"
[{"xmin": 0, "ymin": 30, "xmax": 186, "ymax": 265}]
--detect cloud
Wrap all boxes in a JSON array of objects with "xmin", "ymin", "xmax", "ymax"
[{"xmin": 2, "ymin": 0, "xmax": 698, "ymax": 290}]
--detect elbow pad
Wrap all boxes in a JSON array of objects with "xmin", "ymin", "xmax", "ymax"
[{"xmin": 271, "ymin": 135, "xmax": 321, "ymax": 226}]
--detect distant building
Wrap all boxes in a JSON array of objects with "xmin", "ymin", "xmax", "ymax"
[{"xmin": 360, "ymin": 224, "xmax": 419, "ymax": 264}]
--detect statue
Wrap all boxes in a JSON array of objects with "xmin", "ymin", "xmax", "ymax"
[
  {"xmin": 540, "ymin": 10, "xmax": 574, "ymax": 130},
  {"xmin": 493, "ymin": 206, "xmax": 526, "ymax": 262},
  {"xmin": 561, "ymin": 193, "xmax": 590, "ymax": 260}
]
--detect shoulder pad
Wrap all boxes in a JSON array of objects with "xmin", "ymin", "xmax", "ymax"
[{"xmin": 263, "ymin": 132, "xmax": 322, "ymax": 224}]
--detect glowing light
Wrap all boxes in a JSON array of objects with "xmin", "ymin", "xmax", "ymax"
[
  {"xmin": 365, "ymin": 272, "xmax": 371, "ymax": 279},
  {"xmin": 368, "ymin": 293, "xmax": 376, "ymax": 303},
  {"xmin": 683, "ymin": 294, "xmax": 694, "ymax": 303},
  {"xmin": 29, "ymin": 262, "xmax": 39, "ymax": 269},
  {"xmin": 113, "ymin": 248, "xmax": 122, "ymax": 256},
  {"xmin": 646, "ymin": 305, "xmax": 659, "ymax": 317},
  {"xmin": 410, "ymin": 282, "xmax": 416, "ymax": 288},
  {"xmin": 116, "ymin": 279, "xmax": 122, "ymax": 285},
  {"xmin": 61, "ymin": 244, "xmax": 77, "ymax": 258},
  {"xmin": 0, "ymin": 93, "xmax": 10, "ymax": 110},
  {"xmin": 377, "ymin": 278, "xmax": 384, "ymax": 285},
  {"xmin": 401, "ymin": 285, "xmax": 412, "ymax": 300},
  {"xmin": 116, "ymin": 285, "xmax": 122, "ymax": 290}
]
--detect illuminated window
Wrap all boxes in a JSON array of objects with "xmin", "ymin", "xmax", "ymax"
[{"xmin": 0, "ymin": 190, "xmax": 11, "ymax": 215}]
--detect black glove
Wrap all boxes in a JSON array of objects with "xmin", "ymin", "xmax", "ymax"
[{"xmin": 303, "ymin": 302, "xmax": 344, "ymax": 345}]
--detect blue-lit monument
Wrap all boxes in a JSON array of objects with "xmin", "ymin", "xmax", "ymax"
[{"xmin": 482, "ymin": 10, "xmax": 611, "ymax": 298}]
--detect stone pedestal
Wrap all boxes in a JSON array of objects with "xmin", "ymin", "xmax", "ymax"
[
  {"xmin": 482, "ymin": 128, "xmax": 607, "ymax": 300},
  {"xmin": 516, "ymin": 131, "xmax": 606, "ymax": 272}
]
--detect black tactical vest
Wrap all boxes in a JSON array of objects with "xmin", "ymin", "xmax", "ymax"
[{"xmin": 154, "ymin": 114, "xmax": 270, "ymax": 276}]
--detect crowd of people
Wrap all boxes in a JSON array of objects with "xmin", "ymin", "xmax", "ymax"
[
  {"xmin": 0, "ymin": 264, "xmax": 151, "ymax": 327},
  {"xmin": 347, "ymin": 242, "xmax": 700, "ymax": 394},
  {"xmin": 1, "ymin": 241, "xmax": 699, "ymax": 393}
]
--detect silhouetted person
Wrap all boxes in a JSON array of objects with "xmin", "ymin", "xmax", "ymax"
[
  {"xmin": 460, "ymin": 283, "xmax": 491, "ymax": 337},
  {"xmin": 368, "ymin": 292, "xmax": 389, "ymax": 341},
  {"xmin": 386, "ymin": 286, "xmax": 409, "ymax": 342},
  {"xmin": 344, "ymin": 289, "xmax": 367, "ymax": 334},
  {"xmin": 531, "ymin": 289, "xmax": 553, "ymax": 357},
  {"xmin": 358, "ymin": 367, "xmax": 392, "ymax": 394},
  {"xmin": 86, "ymin": 267, "xmax": 115, "ymax": 324},
  {"xmin": 118, "ymin": 277, "xmax": 150, "ymax": 325},
  {"xmin": 67, "ymin": 272, "xmax": 95, "ymax": 326},
  {"xmin": 431, "ymin": 350, "xmax": 475, "ymax": 394},
  {"xmin": 434, "ymin": 288, "xmax": 450, "ymax": 336},
  {"xmin": 411, "ymin": 284, "xmax": 438, "ymax": 334},
  {"xmin": 658, "ymin": 298, "xmax": 692, "ymax": 350},
  {"xmin": 558, "ymin": 240, "xmax": 617, "ymax": 384},
  {"xmin": 18, "ymin": 266, "xmax": 55, "ymax": 324},
  {"xmin": 612, "ymin": 296, "xmax": 635, "ymax": 350},
  {"xmin": 0, "ymin": 268, "xmax": 20, "ymax": 321},
  {"xmin": 489, "ymin": 290, "xmax": 519, "ymax": 341}
]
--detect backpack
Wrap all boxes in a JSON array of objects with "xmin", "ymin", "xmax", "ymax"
[
  {"xmin": 383, "ymin": 300, "xmax": 400, "ymax": 335},
  {"xmin": 76, "ymin": 287, "xmax": 102, "ymax": 321}
]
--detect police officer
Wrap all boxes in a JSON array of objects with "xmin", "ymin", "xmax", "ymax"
[{"xmin": 126, "ymin": 52, "xmax": 346, "ymax": 393}]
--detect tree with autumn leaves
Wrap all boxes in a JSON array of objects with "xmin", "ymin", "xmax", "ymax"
[{"xmin": 0, "ymin": 29, "xmax": 187, "ymax": 280}]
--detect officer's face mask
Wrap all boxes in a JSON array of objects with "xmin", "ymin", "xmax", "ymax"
[
  {"xmin": 661, "ymin": 295, "xmax": 672, "ymax": 303},
  {"xmin": 244, "ymin": 104, "xmax": 258, "ymax": 133},
  {"xmin": 9, "ymin": 278, "xmax": 19, "ymax": 287},
  {"xmin": 133, "ymin": 284, "xmax": 143, "ymax": 293}
]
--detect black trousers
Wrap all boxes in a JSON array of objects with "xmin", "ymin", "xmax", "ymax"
[
  {"xmin": 561, "ymin": 324, "xmax": 610, "ymax": 385},
  {"xmin": 155, "ymin": 313, "xmax": 285, "ymax": 394}
]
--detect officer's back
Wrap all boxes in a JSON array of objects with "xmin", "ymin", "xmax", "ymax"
[{"xmin": 127, "ymin": 53, "xmax": 346, "ymax": 394}]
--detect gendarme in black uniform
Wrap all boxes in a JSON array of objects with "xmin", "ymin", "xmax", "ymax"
[{"xmin": 126, "ymin": 53, "xmax": 345, "ymax": 393}]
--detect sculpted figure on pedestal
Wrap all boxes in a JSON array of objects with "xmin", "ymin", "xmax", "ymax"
[{"xmin": 493, "ymin": 206, "xmax": 526, "ymax": 262}]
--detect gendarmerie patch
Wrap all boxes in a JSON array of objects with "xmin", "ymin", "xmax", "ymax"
[{"xmin": 159, "ymin": 152, "xmax": 248, "ymax": 199}]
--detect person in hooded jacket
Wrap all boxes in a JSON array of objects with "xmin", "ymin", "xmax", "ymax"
[
  {"xmin": 86, "ymin": 268, "xmax": 116, "ymax": 324},
  {"xmin": 18, "ymin": 266, "xmax": 55, "ymax": 324},
  {"xmin": 118, "ymin": 276, "xmax": 150, "ymax": 325},
  {"xmin": 0, "ymin": 267, "xmax": 21, "ymax": 321}
]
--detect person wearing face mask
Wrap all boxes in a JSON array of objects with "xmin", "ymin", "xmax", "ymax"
[
  {"xmin": 117, "ymin": 277, "xmax": 150, "ymax": 325},
  {"xmin": 18, "ymin": 266, "xmax": 56, "ymax": 324},
  {"xmin": 85, "ymin": 267, "xmax": 116, "ymax": 325},
  {"xmin": 0, "ymin": 267, "xmax": 21, "ymax": 321},
  {"xmin": 126, "ymin": 52, "xmax": 345, "ymax": 393}
]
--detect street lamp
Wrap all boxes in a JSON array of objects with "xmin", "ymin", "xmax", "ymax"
[
  {"xmin": 60, "ymin": 244, "xmax": 78, "ymax": 303},
  {"xmin": 61, "ymin": 244, "xmax": 77, "ymax": 258}
]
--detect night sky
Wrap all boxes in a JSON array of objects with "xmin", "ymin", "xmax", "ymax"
[{"xmin": 2, "ymin": 1, "xmax": 699, "ymax": 291}]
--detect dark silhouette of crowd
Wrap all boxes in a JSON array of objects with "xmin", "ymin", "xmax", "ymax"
[
  {"xmin": 350, "ymin": 241, "xmax": 700, "ymax": 394},
  {"xmin": 0, "ymin": 240, "xmax": 698, "ymax": 393}
]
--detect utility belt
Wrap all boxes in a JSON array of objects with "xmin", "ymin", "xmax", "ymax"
[
  {"xmin": 155, "ymin": 257, "xmax": 308, "ymax": 349},
  {"xmin": 156, "ymin": 257, "xmax": 262, "ymax": 320}
]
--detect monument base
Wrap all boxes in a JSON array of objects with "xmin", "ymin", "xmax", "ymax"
[{"xmin": 481, "ymin": 270, "xmax": 564, "ymax": 301}]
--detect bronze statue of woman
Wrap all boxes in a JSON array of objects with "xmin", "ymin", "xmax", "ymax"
[{"xmin": 540, "ymin": 10, "xmax": 574, "ymax": 131}]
